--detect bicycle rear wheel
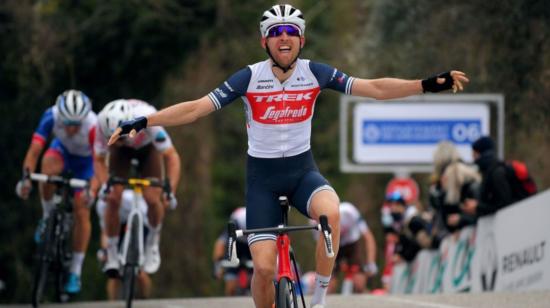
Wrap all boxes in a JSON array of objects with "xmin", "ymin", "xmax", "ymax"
[
  {"xmin": 31, "ymin": 216, "xmax": 56, "ymax": 307},
  {"xmin": 276, "ymin": 277, "xmax": 298, "ymax": 308}
]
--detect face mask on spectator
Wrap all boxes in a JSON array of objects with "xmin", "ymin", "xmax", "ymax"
[{"xmin": 391, "ymin": 212, "xmax": 403, "ymax": 222}]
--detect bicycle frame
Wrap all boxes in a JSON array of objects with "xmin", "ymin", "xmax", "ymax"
[
  {"xmin": 226, "ymin": 196, "xmax": 334, "ymax": 308},
  {"xmin": 119, "ymin": 182, "xmax": 147, "ymax": 268},
  {"xmin": 107, "ymin": 175, "xmax": 169, "ymax": 308},
  {"xmin": 340, "ymin": 262, "xmax": 360, "ymax": 295}
]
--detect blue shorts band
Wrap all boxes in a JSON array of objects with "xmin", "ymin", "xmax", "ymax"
[
  {"xmin": 246, "ymin": 150, "xmax": 334, "ymax": 245},
  {"xmin": 46, "ymin": 138, "xmax": 94, "ymax": 181}
]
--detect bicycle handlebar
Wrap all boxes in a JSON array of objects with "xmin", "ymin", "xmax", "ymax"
[
  {"xmin": 107, "ymin": 176, "xmax": 172, "ymax": 195},
  {"xmin": 225, "ymin": 214, "xmax": 335, "ymax": 265},
  {"xmin": 29, "ymin": 173, "xmax": 88, "ymax": 189}
]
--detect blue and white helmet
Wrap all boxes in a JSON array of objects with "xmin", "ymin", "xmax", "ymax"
[
  {"xmin": 260, "ymin": 4, "xmax": 306, "ymax": 37},
  {"xmin": 55, "ymin": 89, "xmax": 92, "ymax": 124},
  {"xmin": 98, "ymin": 99, "xmax": 133, "ymax": 138}
]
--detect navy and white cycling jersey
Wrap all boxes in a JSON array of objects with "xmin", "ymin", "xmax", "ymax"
[{"xmin": 208, "ymin": 58, "xmax": 355, "ymax": 158}]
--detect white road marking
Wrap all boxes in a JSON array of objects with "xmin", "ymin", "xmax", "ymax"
[{"xmin": 379, "ymin": 296, "xmax": 465, "ymax": 308}]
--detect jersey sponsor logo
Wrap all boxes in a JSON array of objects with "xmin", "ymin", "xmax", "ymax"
[
  {"xmin": 290, "ymin": 82, "xmax": 314, "ymax": 88},
  {"xmin": 256, "ymin": 84, "xmax": 274, "ymax": 90},
  {"xmin": 247, "ymin": 88, "xmax": 320, "ymax": 124},
  {"xmin": 214, "ymin": 88, "xmax": 228, "ymax": 98}
]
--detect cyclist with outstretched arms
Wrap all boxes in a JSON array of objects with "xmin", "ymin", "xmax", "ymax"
[
  {"xmin": 15, "ymin": 90, "xmax": 98, "ymax": 294},
  {"xmin": 109, "ymin": 5, "xmax": 468, "ymax": 307},
  {"xmin": 94, "ymin": 99, "xmax": 181, "ymax": 276}
]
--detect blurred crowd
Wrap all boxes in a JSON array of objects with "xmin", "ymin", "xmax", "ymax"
[{"xmin": 379, "ymin": 136, "xmax": 537, "ymax": 290}]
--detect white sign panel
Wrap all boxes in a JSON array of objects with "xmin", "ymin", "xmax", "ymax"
[
  {"xmin": 489, "ymin": 192, "xmax": 550, "ymax": 292},
  {"xmin": 353, "ymin": 103, "xmax": 490, "ymax": 164}
]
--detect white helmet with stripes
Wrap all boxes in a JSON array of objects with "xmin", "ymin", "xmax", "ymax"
[
  {"xmin": 260, "ymin": 4, "xmax": 306, "ymax": 37},
  {"xmin": 98, "ymin": 99, "xmax": 133, "ymax": 138},
  {"xmin": 55, "ymin": 89, "xmax": 92, "ymax": 124}
]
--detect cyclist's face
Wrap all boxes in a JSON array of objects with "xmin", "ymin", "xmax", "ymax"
[
  {"xmin": 262, "ymin": 27, "xmax": 304, "ymax": 68},
  {"xmin": 64, "ymin": 124, "xmax": 80, "ymax": 136}
]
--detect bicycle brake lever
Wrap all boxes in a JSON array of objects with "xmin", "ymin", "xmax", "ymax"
[
  {"xmin": 226, "ymin": 222, "xmax": 240, "ymax": 266},
  {"xmin": 319, "ymin": 215, "xmax": 335, "ymax": 258}
]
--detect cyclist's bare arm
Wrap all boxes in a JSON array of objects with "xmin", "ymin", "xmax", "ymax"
[
  {"xmin": 363, "ymin": 229, "xmax": 377, "ymax": 266},
  {"xmin": 162, "ymin": 146, "xmax": 181, "ymax": 194},
  {"xmin": 213, "ymin": 238, "xmax": 226, "ymax": 262},
  {"xmin": 351, "ymin": 70, "xmax": 469, "ymax": 100},
  {"xmin": 22, "ymin": 141, "xmax": 45, "ymax": 174},
  {"xmin": 108, "ymin": 96, "xmax": 215, "ymax": 145},
  {"xmin": 16, "ymin": 142, "xmax": 45, "ymax": 199},
  {"xmin": 149, "ymin": 95, "xmax": 215, "ymax": 127},
  {"xmin": 93, "ymin": 153, "xmax": 109, "ymax": 186}
]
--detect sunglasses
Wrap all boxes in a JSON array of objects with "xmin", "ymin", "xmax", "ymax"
[
  {"xmin": 266, "ymin": 24, "xmax": 301, "ymax": 38},
  {"xmin": 63, "ymin": 120, "xmax": 82, "ymax": 126}
]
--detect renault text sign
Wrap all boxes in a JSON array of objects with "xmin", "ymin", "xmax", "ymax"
[{"xmin": 353, "ymin": 103, "xmax": 490, "ymax": 164}]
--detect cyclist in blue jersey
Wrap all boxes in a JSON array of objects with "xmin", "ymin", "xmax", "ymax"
[
  {"xmin": 108, "ymin": 4, "xmax": 469, "ymax": 307},
  {"xmin": 16, "ymin": 89, "xmax": 98, "ymax": 294}
]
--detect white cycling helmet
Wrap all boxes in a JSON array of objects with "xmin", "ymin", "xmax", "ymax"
[
  {"xmin": 98, "ymin": 99, "xmax": 133, "ymax": 138},
  {"xmin": 55, "ymin": 89, "xmax": 92, "ymax": 124},
  {"xmin": 260, "ymin": 4, "xmax": 306, "ymax": 37}
]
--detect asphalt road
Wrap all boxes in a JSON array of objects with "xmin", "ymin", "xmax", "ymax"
[{"xmin": 6, "ymin": 291, "xmax": 550, "ymax": 308}]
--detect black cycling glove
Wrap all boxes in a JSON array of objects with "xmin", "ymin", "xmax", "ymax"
[
  {"xmin": 421, "ymin": 71, "xmax": 454, "ymax": 93},
  {"xmin": 119, "ymin": 116, "xmax": 148, "ymax": 135}
]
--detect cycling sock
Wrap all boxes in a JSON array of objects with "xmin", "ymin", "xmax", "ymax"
[
  {"xmin": 70, "ymin": 252, "xmax": 85, "ymax": 276},
  {"xmin": 311, "ymin": 273, "xmax": 330, "ymax": 306},
  {"xmin": 107, "ymin": 236, "xmax": 119, "ymax": 255},
  {"xmin": 41, "ymin": 198, "xmax": 56, "ymax": 219},
  {"xmin": 147, "ymin": 224, "xmax": 162, "ymax": 247}
]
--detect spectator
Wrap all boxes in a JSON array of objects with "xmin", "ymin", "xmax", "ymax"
[
  {"xmin": 429, "ymin": 141, "xmax": 480, "ymax": 233},
  {"xmin": 383, "ymin": 191, "xmax": 423, "ymax": 262},
  {"xmin": 462, "ymin": 136, "xmax": 514, "ymax": 217}
]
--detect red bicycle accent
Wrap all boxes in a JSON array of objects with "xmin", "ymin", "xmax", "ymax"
[
  {"xmin": 225, "ymin": 196, "xmax": 334, "ymax": 308},
  {"xmin": 277, "ymin": 234, "xmax": 294, "ymax": 282}
]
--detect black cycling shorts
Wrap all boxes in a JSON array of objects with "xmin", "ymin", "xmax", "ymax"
[{"xmin": 246, "ymin": 150, "xmax": 334, "ymax": 245}]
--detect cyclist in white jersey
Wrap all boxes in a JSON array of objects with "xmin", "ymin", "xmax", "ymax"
[
  {"xmin": 311, "ymin": 202, "xmax": 377, "ymax": 293},
  {"xmin": 212, "ymin": 207, "xmax": 253, "ymax": 296},
  {"xmin": 108, "ymin": 4, "xmax": 468, "ymax": 307},
  {"xmin": 15, "ymin": 89, "xmax": 98, "ymax": 294},
  {"xmin": 94, "ymin": 99, "xmax": 181, "ymax": 277}
]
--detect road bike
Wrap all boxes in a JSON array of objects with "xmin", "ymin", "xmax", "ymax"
[
  {"xmin": 106, "ymin": 173, "xmax": 173, "ymax": 308},
  {"xmin": 226, "ymin": 196, "xmax": 335, "ymax": 308},
  {"xmin": 28, "ymin": 173, "xmax": 88, "ymax": 307},
  {"xmin": 219, "ymin": 257, "xmax": 254, "ymax": 295},
  {"xmin": 339, "ymin": 262, "xmax": 360, "ymax": 295}
]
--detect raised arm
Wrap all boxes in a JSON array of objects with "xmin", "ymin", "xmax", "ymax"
[
  {"xmin": 148, "ymin": 95, "xmax": 215, "ymax": 127},
  {"xmin": 108, "ymin": 95, "xmax": 215, "ymax": 145},
  {"xmin": 351, "ymin": 70, "xmax": 469, "ymax": 100}
]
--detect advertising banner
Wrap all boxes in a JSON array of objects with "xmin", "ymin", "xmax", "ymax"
[
  {"xmin": 491, "ymin": 192, "xmax": 550, "ymax": 291},
  {"xmin": 353, "ymin": 103, "xmax": 490, "ymax": 164},
  {"xmin": 390, "ymin": 190, "xmax": 550, "ymax": 295}
]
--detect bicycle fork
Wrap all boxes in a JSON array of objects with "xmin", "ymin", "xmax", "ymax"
[{"xmin": 120, "ymin": 209, "xmax": 144, "ymax": 266}]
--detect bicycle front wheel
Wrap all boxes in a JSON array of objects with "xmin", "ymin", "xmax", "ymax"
[
  {"xmin": 276, "ymin": 277, "xmax": 298, "ymax": 308},
  {"xmin": 122, "ymin": 265, "xmax": 137, "ymax": 308},
  {"xmin": 31, "ymin": 216, "xmax": 56, "ymax": 307}
]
